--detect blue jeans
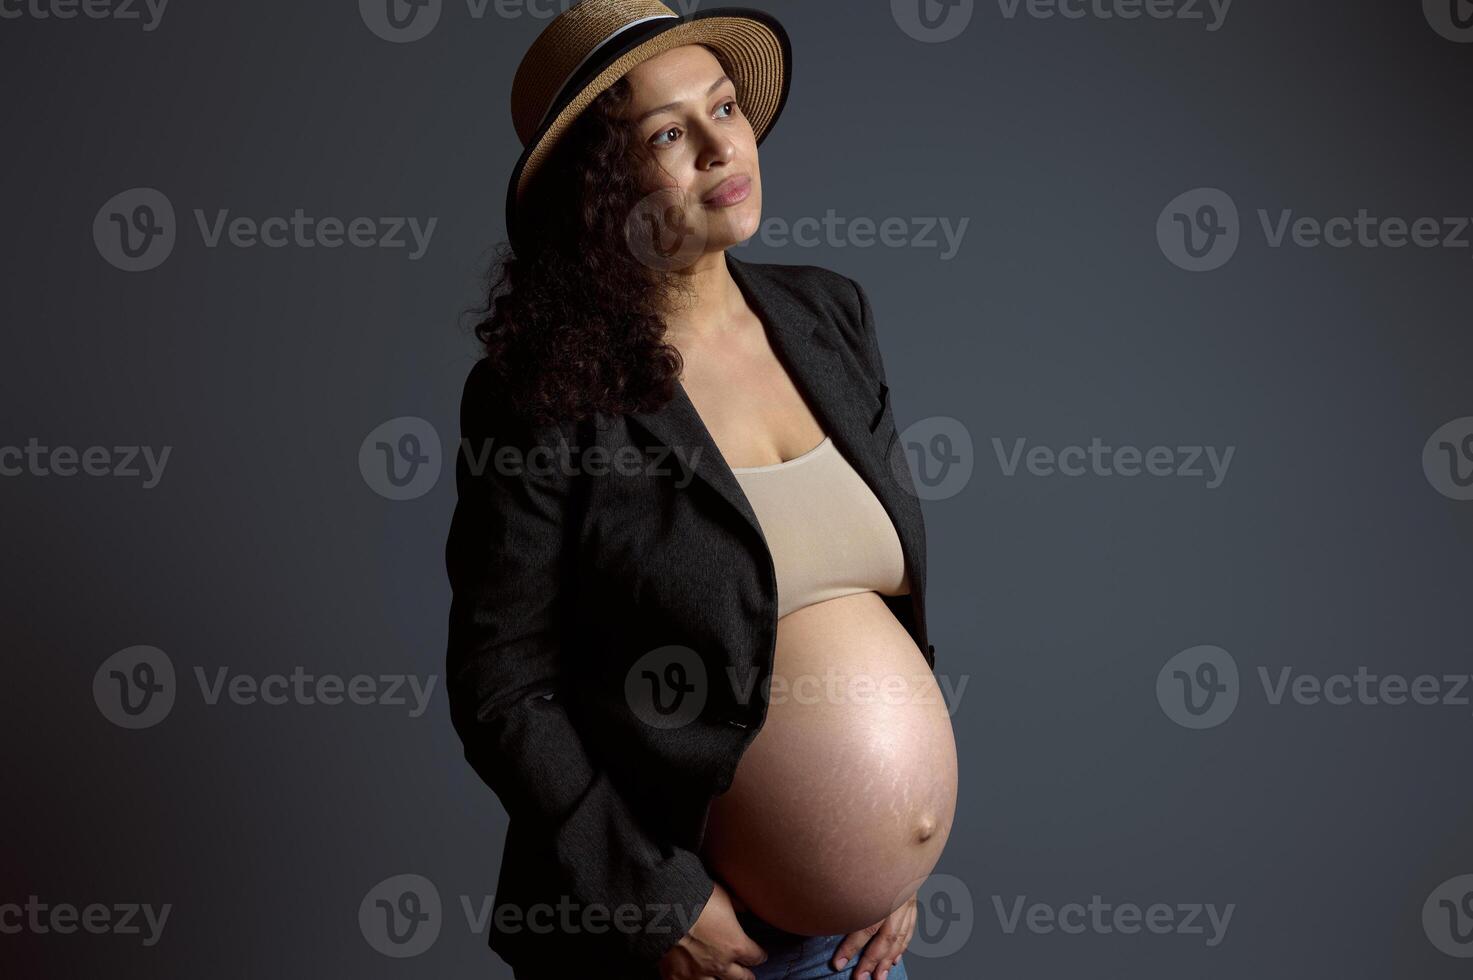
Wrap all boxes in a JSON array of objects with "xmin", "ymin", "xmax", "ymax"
[{"xmin": 737, "ymin": 907, "xmax": 911, "ymax": 980}]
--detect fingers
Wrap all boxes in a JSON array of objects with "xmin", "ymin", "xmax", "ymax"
[
  {"xmin": 716, "ymin": 964, "xmax": 757, "ymax": 980},
  {"xmin": 850, "ymin": 913, "xmax": 915, "ymax": 980},
  {"xmin": 731, "ymin": 935, "xmax": 768, "ymax": 969},
  {"xmin": 725, "ymin": 913, "xmax": 765, "ymax": 963},
  {"xmin": 831, "ymin": 923, "xmax": 879, "ymax": 972},
  {"xmin": 830, "ymin": 925, "xmax": 860, "ymax": 972},
  {"xmin": 875, "ymin": 904, "xmax": 916, "ymax": 979},
  {"xmin": 851, "ymin": 934, "xmax": 899, "ymax": 980}
]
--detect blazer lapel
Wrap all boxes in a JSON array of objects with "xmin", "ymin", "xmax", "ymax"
[
  {"xmin": 626, "ymin": 358, "xmax": 764, "ymax": 541},
  {"xmin": 627, "ymin": 253, "xmax": 928, "ymax": 635}
]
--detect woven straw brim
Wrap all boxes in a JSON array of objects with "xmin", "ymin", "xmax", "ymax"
[{"xmin": 513, "ymin": 15, "xmax": 789, "ymax": 205}]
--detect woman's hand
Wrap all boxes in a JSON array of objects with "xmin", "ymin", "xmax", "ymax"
[
  {"xmin": 831, "ymin": 893, "xmax": 916, "ymax": 980},
  {"xmin": 658, "ymin": 881, "xmax": 768, "ymax": 980}
]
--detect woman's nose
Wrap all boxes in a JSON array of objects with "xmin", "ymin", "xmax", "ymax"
[{"xmin": 693, "ymin": 123, "xmax": 737, "ymax": 169}]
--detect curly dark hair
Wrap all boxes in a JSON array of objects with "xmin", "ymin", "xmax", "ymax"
[{"xmin": 470, "ymin": 47, "xmax": 737, "ymax": 427}]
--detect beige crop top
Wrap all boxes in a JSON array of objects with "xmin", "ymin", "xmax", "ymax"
[{"xmin": 731, "ymin": 435, "xmax": 911, "ymax": 619}]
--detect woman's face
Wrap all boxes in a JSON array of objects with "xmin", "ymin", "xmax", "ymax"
[{"xmin": 620, "ymin": 44, "xmax": 763, "ymax": 256}]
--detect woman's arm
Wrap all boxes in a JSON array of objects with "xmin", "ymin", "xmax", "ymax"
[
  {"xmin": 847, "ymin": 275, "xmax": 889, "ymax": 387},
  {"xmin": 445, "ymin": 360, "xmax": 716, "ymax": 966}
]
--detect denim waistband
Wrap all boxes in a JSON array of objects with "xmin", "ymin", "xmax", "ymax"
[{"xmin": 736, "ymin": 907, "xmax": 828, "ymax": 948}]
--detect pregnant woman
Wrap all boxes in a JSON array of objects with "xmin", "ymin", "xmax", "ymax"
[{"xmin": 446, "ymin": 3, "xmax": 957, "ymax": 980}]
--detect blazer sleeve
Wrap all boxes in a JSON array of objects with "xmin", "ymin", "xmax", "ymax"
[
  {"xmin": 847, "ymin": 275, "xmax": 889, "ymax": 387},
  {"xmin": 444, "ymin": 360, "xmax": 717, "ymax": 965}
]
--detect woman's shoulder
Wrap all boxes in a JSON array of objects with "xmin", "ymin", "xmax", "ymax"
[
  {"xmin": 729, "ymin": 255, "xmax": 883, "ymax": 377},
  {"xmin": 457, "ymin": 357, "xmax": 582, "ymax": 450},
  {"xmin": 729, "ymin": 254, "xmax": 865, "ymax": 310},
  {"xmin": 727, "ymin": 255, "xmax": 874, "ymax": 345}
]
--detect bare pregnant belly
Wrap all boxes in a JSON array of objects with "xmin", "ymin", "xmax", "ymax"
[{"xmin": 699, "ymin": 591, "xmax": 958, "ymax": 936}]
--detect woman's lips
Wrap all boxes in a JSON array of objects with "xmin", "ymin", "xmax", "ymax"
[{"xmin": 702, "ymin": 175, "xmax": 752, "ymax": 208}]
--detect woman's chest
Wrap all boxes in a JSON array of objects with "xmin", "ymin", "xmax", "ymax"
[{"xmin": 675, "ymin": 327, "xmax": 827, "ymax": 470}]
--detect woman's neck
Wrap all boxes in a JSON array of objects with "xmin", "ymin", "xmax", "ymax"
[{"xmin": 661, "ymin": 250, "xmax": 750, "ymax": 343}]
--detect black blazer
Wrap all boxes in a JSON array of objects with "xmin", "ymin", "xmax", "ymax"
[{"xmin": 445, "ymin": 253, "xmax": 934, "ymax": 978}]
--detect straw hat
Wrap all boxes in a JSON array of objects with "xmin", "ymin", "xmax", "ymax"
[{"xmin": 505, "ymin": 0, "xmax": 792, "ymax": 255}]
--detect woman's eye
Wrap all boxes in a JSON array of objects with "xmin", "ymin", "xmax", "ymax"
[
  {"xmin": 716, "ymin": 100, "xmax": 738, "ymax": 118},
  {"xmin": 651, "ymin": 126, "xmax": 681, "ymax": 146}
]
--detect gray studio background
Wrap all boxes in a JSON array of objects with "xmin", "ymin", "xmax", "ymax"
[{"xmin": 3, "ymin": 1, "xmax": 1472, "ymax": 977}]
